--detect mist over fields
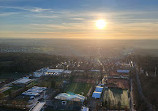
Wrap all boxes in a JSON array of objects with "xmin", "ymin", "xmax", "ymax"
[{"xmin": 0, "ymin": 39, "xmax": 158, "ymax": 57}]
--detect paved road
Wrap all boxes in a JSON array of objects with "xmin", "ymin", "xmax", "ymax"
[{"xmin": 31, "ymin": 102, "xmax": 45, "ymax": 111}]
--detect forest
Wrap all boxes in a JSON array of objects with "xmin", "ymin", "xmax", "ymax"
[{"xmin": 0, "ymin": 52, "xmax": 65, "ymax": 74}]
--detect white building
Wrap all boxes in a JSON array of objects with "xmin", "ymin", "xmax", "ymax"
[
  {"xmin": 44, "ymin": 69, "xmax": 64, "ymax": 75},
  {"xmin": 34, "ymin": 68, "xmax": 72, "ymax": 77},
  {"xmin": 12, "ymin": 77, "xmax": 32, "ymax": 86},
  {"xmin": 22, "ymin": 86, "xmax": 47, "ymax": 97},
  {"xmin": 63, "ymin": 70, "xmax": 72, "ymax": 74},
  {"xmin": 55, "ymin": 93, "xmax": 85, "ymax": 102},
  {"xmin": 81, "ymin": 106, "xmax": 89, "ymax": 111},
  {"xmin": 33, "ymin": 67, "xmax": 49, "ymax": 77}
]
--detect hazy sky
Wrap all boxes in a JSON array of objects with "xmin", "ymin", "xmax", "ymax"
[{"xmin": 0, "ymin": 0, "xmax": 158, "ymax": 39}]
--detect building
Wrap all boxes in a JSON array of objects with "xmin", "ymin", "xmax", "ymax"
[
  {"xmin": 12, "ymin": 77, "xmax": 32, "ymax": 86},
  {"xmin": 92, "ymin": 92, "xmax": 102, "ymax": 99},
  {"xmin": 89, "ymin": 70, "xmax": 100, "ymax": 72},
  {"xmin": 22, "ymin": 86, "xmax": 47, "ymax": 98},
  {"xmin": 63, "ymin": 70, "xmax": 72, "ymax": 74},
  {"xmin": 44, "ymin": 69, "xmax": 64, "ymax": 75},
  {"xmin": 81, "ymin": 106, "xmax": 89, "ymax": 111},
  {"xmin": 34, "ymin": 71, "xmax": 44, "ymax": 77},
  {"xmin": 34, "ymin": 68, "xmax": 72, "ymax": 77},
  {"xmin": 55, "ymin": 93, "xmax": 85, "ymax": 102},
  {"xmin": 95, "ymin": 86, "xmax": 103, "ymax": 92},
  {"xmin": 33, "ymin": 67, "xmax": 48, "ymax": 77},
  {"xmin": 117, "ymin": 70, "xmax": 130, "ymax": 74},
  {"xmin": 92, "ymin": 85, "xmax": 103, "ymax": 99},
  {"xmin": 74, "ymin": 70, "xmax": 84, "ymax": 72}
]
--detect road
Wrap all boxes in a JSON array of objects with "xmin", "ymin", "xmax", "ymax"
[{"xmin": 31, "ymin": 102, "xmax": 45, "ymax": 111}]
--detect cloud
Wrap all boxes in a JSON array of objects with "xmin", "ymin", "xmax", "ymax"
[
  {"xmin": 0, "ymin": 5, "xmax": 158, "ymax": 39},
  {"xmin": 0, "ymin": 6, "xmax": 53, "ymax": 13},
  {"xmin": 30, "ymin": 8, "xmax": 53, "ymax": 12},
  {"xmin": 0, "ymin": 12, "xmax": 19, "ymax": 16}
]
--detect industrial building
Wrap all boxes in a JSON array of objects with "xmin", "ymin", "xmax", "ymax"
[{"xmin": 34, "ymin": 68, "xmax": 72, "ymax": 77}]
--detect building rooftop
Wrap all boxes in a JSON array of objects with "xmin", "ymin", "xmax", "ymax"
[
  {"xmin": 117, "ymin": 70, "xmax": 130, "ymax": 73},
  {"xmin": 92, "ymin": 91, "xmax": 102, "ymax": 99},
  {"xmin": 55, "ymin": 93, "xmax": 85, "ymax": 102},
  {"xmin": 13, "ymin": 77, "xmax": 32, "ymax": 84},
  {"xmin": 22, "ymin": 86, "xmax": 46, "ymax": 96},
  {"xmin": 95, "ymin": 86, "xmax": 103, "ymax": 92}
]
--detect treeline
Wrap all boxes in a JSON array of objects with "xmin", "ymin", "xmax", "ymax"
[
  {"xmin": 134, "ymin": 55, "xmax": 158, "ymax": 72},
  {"xmin": 0, "ymin": 52, "xmax": 66, "ymax": 73}
]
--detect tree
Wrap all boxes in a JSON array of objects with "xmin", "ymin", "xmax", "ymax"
[
  {"xmin": 51, "ymin": 80, "xmax": 56, "ymax": 88},
  {"xmin": 117, "ymin": 101, "xmax": 121, "ymax": 110},
  {"xmin": 0, "ymin": 93, "xmax": 5, "ymax": 100}
]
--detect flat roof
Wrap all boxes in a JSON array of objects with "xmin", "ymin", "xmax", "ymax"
[
  {"xmin": 95, "ymin": 86, "xmax": 103, "ymax": 92},
  {"xmin": 63, "ymin": 70, "xmax": 72, "ymax": 73},
  {"xmin": 117, "ymin": 70, "xmax": 130, "ymax": 73},
  {"xmin": 46, "ymin": 69, "xmax": 64, "ymax": 73},
  {"xmin": 22, "ymin": 86, "xmax": 46, "ymax": 96},
  {"xmin": 13, "ymin": 78, "xmax": 32, "ymax": 84},
  {"xmin": 55, "ymin": 93, "xmax": 85, "ymax": 101},
  {"xmin": 92, "ymin": 91, "xmax": 101, "ymax": 99}
]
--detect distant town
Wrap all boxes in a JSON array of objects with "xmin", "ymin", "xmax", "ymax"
[{"xmin": 0, "ymin": 49, "xmax": 157, "ymax": 111}]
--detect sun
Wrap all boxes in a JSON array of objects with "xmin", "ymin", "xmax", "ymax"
[{"xmin": 96, "ymin": 19, "xmax": 106, "ymax": 29}]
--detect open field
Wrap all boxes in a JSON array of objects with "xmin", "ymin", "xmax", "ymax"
[
  {"xmin": 65, "ymin": 82, "xmax": 92, "ymax": 96},
  {"xmin": 103, "ymin": 88, "xmax": 129, "ymax": 109}
]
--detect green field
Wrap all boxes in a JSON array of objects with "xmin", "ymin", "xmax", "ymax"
[
  {"xmin": 65, "ymin": 82, "xmax": 92, "ymax": 96},
  {"xmin": 103, "ymin": 88, "xmax": 129, "ymax": 109}
]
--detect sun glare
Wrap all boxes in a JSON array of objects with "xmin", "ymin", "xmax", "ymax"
[{"xmin": 96, "ymin": 19, "xmax": 106, "ymax": 29}]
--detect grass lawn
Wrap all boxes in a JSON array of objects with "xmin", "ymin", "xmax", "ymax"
[
  {"xmin": 65, "ymin": 82, "xmax": 92, "ymax": 96},
  {"xmin": 103, "ymin": 88, "xmax": 129, "ymax": 109}
]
